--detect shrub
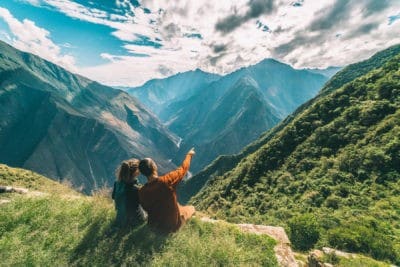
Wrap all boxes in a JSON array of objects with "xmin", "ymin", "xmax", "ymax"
[
  {"xmin": 288, "ymin": 214, "xmax": 320, "ymax": 251},
  {"xmin": 327, "ymin": 220, "xmax": 397, "ymax": 263},
  {"xmin": 325, "ymin": 195, "xmax": 341, "ymax": 209}
]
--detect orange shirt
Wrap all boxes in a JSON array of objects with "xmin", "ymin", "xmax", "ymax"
[{"xmin": 139, "ymin": 154, "xmax": 192, "ymax": 232}]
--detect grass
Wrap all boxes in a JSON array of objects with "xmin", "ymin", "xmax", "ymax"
[
  {"xmin": 0, "ymin": 164, "xmax": 277, "ymax": 266},
  {"xmin": 337, "ymin": 256, "xmax": 391, "ymax": 267},
  {"xmin": 322, "ymin": 253, "xmax": 391, "ymax": 267},
  {"xmin": 0, "ymin": 164, "xmax": 79, "ymax": 195}
]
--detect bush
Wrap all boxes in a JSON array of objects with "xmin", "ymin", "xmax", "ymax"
[
  {"xmin": 288, "ymin": 214, "xmax": 320, "ymax": 251},
  {"xmin": 325, "ymin": 195, "xmax": 341, "ymax": 209},
  {"xmin": 327, "ymin": 220, "xmax": 397, "ymax": 263}
]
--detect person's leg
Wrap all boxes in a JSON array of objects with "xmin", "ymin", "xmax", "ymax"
[{"xmin": 178, "ymin": 205, "xmax": 195, "ymax": 223}]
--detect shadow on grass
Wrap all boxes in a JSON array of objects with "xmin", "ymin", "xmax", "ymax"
[{"xmin": 69, "ymin": 217, "xmax": 169, "ymax": 266}]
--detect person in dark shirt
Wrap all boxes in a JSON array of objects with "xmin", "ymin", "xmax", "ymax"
[
  {"xmin": 138, "ymin": 148, "xmax": 196, "ymax": 232},
  {"xmin": 112, "ymin": 158, "xmax": 145, "ymax": 227}
]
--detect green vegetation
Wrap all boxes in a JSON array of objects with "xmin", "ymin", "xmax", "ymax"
[
  {"xmin": 322, "ymin": 44, "xmax": 400, "ymax": 94},
  {"xmin": 190, "ymin": 47, "xmax": 400, "ymax": 264},
  {"xmin": 288, "ymin": 214, "xmax": 320, "ymax": 251},
  {"xmin": 336, "ymin": 255, "xmax": 391, "ymax": 267},
  {"xmin": 0, "ymin": 164, "xmax": 79, "ymax": 195},
  {"xmin": 0, "ymin": 164, "xmax": 277, "ymax": 266}
]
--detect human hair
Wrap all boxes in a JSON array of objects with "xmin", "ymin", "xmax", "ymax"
[
  {"xmin": 115, "ymin": 158, "xmax": 140, "ymax": 183},
  {"xmin": 139, "ymin": 158, "xmax": 158, "ymax": 177}
]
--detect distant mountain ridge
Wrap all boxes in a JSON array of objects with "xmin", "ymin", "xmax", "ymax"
[
  {"xmin": 127, "ymin": 69, "xmax": 221, "ymax": 117},
  {"xmin": 0, "ymin": 40, "xmax": 179, "ymax": 192},
  {"xmin": 306, "ymin": 66, "xmax": 342, "ymax": 79},
  {"xmin": 130, "ymin": 58, "xmax": 333, "ymax": 173}
]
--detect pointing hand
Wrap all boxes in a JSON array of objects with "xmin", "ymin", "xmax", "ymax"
[{"xmin": 188, "ymin": 147, "xmax": 196, "ymax": 156}]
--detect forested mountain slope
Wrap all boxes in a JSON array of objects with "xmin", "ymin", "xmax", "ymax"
[{"xmin": 188, "ymin": 46, "xmax": 400, "ymax": 264}]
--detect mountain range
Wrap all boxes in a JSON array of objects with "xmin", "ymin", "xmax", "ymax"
[
  {"xmin": 0, "ymin": 40, "xmax": 179, "ymax": 193},
  {"xmin": 129, "ymin": 59, "xmax": 335, "ymax": 172},
  {"xmin": 0, "ymin": 40, "xmax": 337, "ymax": 192}
]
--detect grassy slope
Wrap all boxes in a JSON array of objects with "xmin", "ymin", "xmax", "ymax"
[
  {"xmin": 191, "ymin": 52, "xmax": 400, "ymax": 264},
  {"xmin": 0, "ymin": 164, "xmax": 277, "ymax": 266}
]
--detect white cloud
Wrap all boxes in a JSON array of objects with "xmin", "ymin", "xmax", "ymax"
[
  {"xmin": 80, "ymin": 42, "xmax": 199, "ymax": 86},
  {"xmin": 34, "ymin": 0, "xmax": 157, "ymax": 41},
  {"xmin": 0, "ymin": 7, "xmax": 76, "ymax": 72},
  {"xmin": 13, "ymin": 0, "xmax": 400, "ymax": 86}
]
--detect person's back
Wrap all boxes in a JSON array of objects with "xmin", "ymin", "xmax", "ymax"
[
  {"xmin": 112, "ymin": 180, "xmax": 128, "ymax": 225},
  {"xmin": 139, "ymin": 179, "xmax": 181, "ymax": 232},
  {"xmin": 126, "ymin": 182, "xmax": 143, "ymax": 225},
  {"xmin": 139, "ymin": 149, "xmax": 196, "ymax": 232},
  {"xmin": 112, "ymin": 159, "xmax": 145, "ymax": 227}
]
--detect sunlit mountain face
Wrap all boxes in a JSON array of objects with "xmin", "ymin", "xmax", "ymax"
[{"xmin": 0, "ymin": 40, "xmax": 179, "ymax": 193}]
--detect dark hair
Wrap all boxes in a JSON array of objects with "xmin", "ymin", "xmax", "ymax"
[
  {"xmin": 139, "ymin": 158, "xmax": 158, "ymax": 177},
  {"xmin": 116, "ymin": 158, "xmax": 139, "ymax": 183}
]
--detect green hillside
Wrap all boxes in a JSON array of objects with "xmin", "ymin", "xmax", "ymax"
[
  {"xmin": 0, "ymin": 164, "xmax": 277, "ymax": 266},
  {"xmin": 180, "ymin": 45, "xmax": 400, "ymax": 204},
  {"xmin": 190, "ymin": 49, "xmax": 400, "ymax": 264}
]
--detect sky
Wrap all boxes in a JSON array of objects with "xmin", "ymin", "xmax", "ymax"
[{"xmin": 0, "ymin": 0, "xmax": 399, "ymax": 87}]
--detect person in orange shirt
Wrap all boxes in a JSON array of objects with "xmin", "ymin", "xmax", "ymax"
[{"xmin": 138, "ymin": 148, "xmax": 196, "ymax": 232}]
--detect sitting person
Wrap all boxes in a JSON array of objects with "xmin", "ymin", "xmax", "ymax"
[
  {"xmin": 112, "ymin": 158, "xmax": 145, "ymax": 226},
  {"xmin": 138, "ymin": 148, "xmax": 196, "ymax": 232}
]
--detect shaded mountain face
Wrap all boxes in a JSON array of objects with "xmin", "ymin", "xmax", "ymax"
[
  {"xmin": 127, "ymin": 69, "xmax": 221, "ymax": 117},
  {"xmin": 187, "ymin": 45, "xmax": 400, "ymax": 263},
  {"xmin": 131, "ymin": 59, "xmax": 329, "ymax": 173},
  {"xmin": 171, "ymin": 76, "xmax": 281, "ymax": 172},
  {"xmin": 0, "ymin": 41, "xmax": 179, "ymax": 193}
]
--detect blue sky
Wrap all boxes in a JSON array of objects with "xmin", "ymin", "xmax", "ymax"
[{"xmin": 0, "ymin": 0, "xmax": 399, "ymax": 86}]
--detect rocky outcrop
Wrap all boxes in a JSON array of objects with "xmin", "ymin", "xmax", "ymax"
[
  {"xmin": 200, "ymin": 217, "xmax": 298, "ymax": 267},
  {"xmin": 237, "ymin": 224, "xmax": 298, "ymax": 267}
]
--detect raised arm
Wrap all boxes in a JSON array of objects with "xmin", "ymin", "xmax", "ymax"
[{"xmin": 160, "ymin": 148, "xmax": 195, "ymax": 187}]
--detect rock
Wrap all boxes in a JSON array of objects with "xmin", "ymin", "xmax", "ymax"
[
  {"xmin": 0, "ymin": 199, "xmax": 11, "ymax": 205},
  {"xmin": 0, "ymin": 186, "xmax": 13, "ymax": 193},
  {"xmin": 0, "ymin": 186, "xmax": 29, "ymax": 194},
  {"xmin": 13, "ymin": 187, "xmax": 29, "ymax": 194},
  {"xmin": 200, "ymin": 218, "xmax": 298, "ymax": 267},
  {"xmin": 307, "ymin": 250, "xmax": 323, "ymax": 267},
  {"xmin": 322, "ymin": 247, "xmax": 355, "ymax": 258},
  {"xmin": 237, "ymin": 224, "xmax": 291, "ymax": 244},
  {"xmin": 0, "ymin": 186, "xmax": 47, "ymax": 197},
  {"xmin": 237, "ymin": 224, "xmax": 297, "ymax": 267}
]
